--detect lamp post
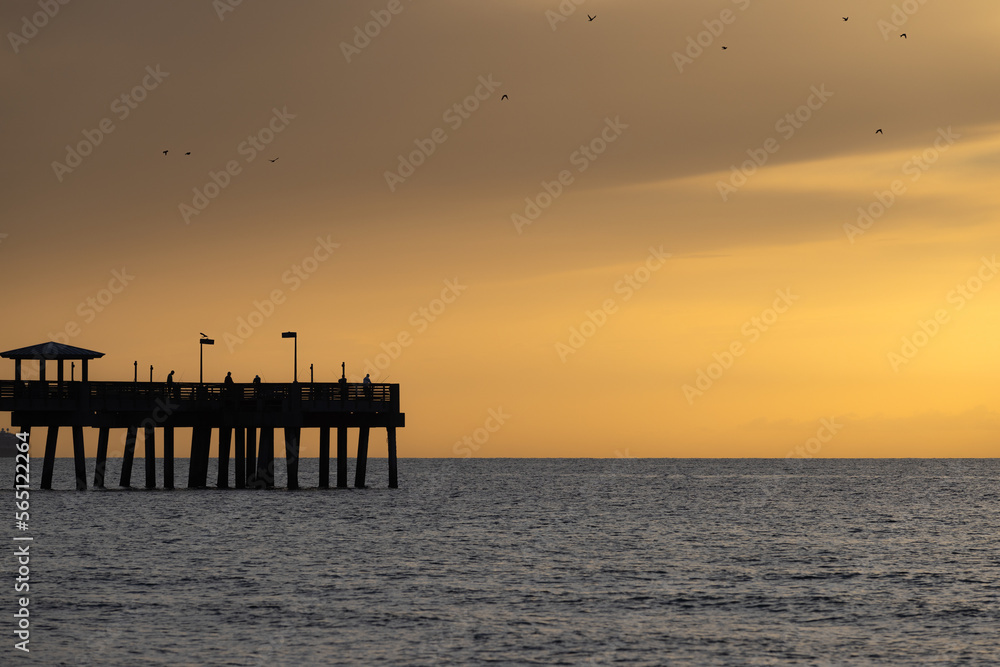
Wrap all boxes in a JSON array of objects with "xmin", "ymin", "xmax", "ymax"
[
  {"xmin": 281, "ymin": 332, "xmax": 297, "ymax": 382},
  {"xmin": 199, "ymin": 336, "xmax": 215, "ymax": 383}
]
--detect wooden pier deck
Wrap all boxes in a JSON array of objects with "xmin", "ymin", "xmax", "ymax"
[{"xmin": 0, "ymin": 379, "xmax": 404, "ymax": 491}]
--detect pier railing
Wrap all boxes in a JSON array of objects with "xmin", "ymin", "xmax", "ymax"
[{"xmin": 0, "ymin": 380, "xmax": 399, "ymax": 412}]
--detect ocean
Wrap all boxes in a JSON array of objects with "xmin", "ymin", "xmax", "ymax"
[{"xmin": 5, "ymin": 457, "xmax": 999, "ymax": 665}]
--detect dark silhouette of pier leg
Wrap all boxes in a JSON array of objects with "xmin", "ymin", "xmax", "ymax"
[
  {"xmin": 246, "ymin": 427, "xmax": 257, "ymax": 487},
  {"xmin": 163, "ymin": 427, "xmax": 175, "ymax": 489},
  {"xmin": 285, "ymin": 427, "xmax": 300, "ymax": 490},
  {"xmin": 319, "ymin": 427, "xmax": 330, "ymax": 488},
  {"xmin": 235, "ymin": 428, "xmax": 245, "ymax": 489},
  {"xmin": 355, "ymin": 426, "xmax": 369, "ymax": 489},
  {"xmin": 72, "ymin": 425, "xmax": 87, "ymax": 490},
  {"xmin": 41, "ymin": 427, "xmax": 58, "ymax": 490},
  {"xmin": 94, "ymin": 427, "xmax": 109, "ymax": 488},
  {"xmin": 257, "ymin": 427, "xmax": 274, "ymax": 488},
  {"xmin": 337, "ymin": 426, "xmax": 348, "ymax": 488},
  {"xmin": 187, "ymin": 429, "xmax": 199, "ymax": 488},
  {"xmin": 218, "ymin": 427, "xmax": 232, "ymax": 489},
  {"xmin": 196, "ymin": 426, "xmax": 212, "ymax": 488},
  {"xmin": 387, "ymin": 427, "xmax": 398, "ymax": 489},
  {"xmin": 121, "ymin": 425, "xmax": 138, "ymax": 487},
  {"xmin": 144, "ymin": 424, "xmax": 156, "ymax": 489}
]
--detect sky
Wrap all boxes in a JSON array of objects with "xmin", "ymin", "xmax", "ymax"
[{"xmin": 2, "ymin": 0, "xmax": 1000, "ymax": 458}]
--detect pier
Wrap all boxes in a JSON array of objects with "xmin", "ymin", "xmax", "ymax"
[{"xmin": 0, "ymin": 342, "xmax": 404, "ymax": 490}]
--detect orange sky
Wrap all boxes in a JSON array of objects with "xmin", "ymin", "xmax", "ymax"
[{"xmin": 3, "ymin": 0, "xmax": 1000, "ymax": 457}]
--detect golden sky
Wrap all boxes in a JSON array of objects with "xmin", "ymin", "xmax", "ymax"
[{"xmin": 3, "ymin": 0, "xmax": 1000, "ymax": 457}]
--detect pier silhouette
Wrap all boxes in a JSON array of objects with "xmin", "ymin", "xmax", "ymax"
[{"xmin": 0, "ymin": 342, "xmax": 404, "ymax": 490}]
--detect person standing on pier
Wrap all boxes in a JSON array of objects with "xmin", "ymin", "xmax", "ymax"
[
  {"xmin": 253, "ymin": 374, "xmax": 261, "ymax": 397},
  {"xmin": 363, "ymin": 373, "xmax": 372, "ymax": 400},
  {"xmin": 166, "ymin": 370, "xmax": 176, "ymax": 399}
]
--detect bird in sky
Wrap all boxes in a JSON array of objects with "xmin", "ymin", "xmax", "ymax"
[
  {"xmin": 900, "ymin": 33, "xmax": 907, "ymax": 38},
  {"xmin": 200, "ymin": 332, "xmax": 208, "ymax": 337},
  {"xmin": 162, "ymin": 150, "xmax": 168, "ymax": 155},
  {"xmin": 842, "ymin": 17, "xmax": 849, "ymax": 21},
  {"xmin": 588, "ymin": 14, "xmax": 596, "ymax": 21},
  {"xmin": 268, "ymin": 158, "xmax": 279, "ymax": 163},
  {"xmin": 876, "ymin": 129, "xmax": 883, "ymax": 134},
  {"xmin": 722, "ymin": 46, "xmax": 727, "ymax": 50},
  {"xmin": 185, "ymin": 151, "xmax": 191, "ymax": 155},
  {"xmin": 501, "ymin": 94, "xmax": 508, "ymax": 100}
]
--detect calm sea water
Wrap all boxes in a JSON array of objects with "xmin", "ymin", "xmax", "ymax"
[{"xmin": 4, "ymin": 457, "xmax": 999, "ymax": 665}]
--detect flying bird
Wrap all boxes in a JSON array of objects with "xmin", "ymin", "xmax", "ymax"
[
  {"xmin": 875, "ymin": 129, "xmax": 883, "ymax": 134},
  {"xmin": 900, "ymin": 33, "xmax": 906, "ymax": 38},
  {"xmin": 200, "ymin": 332, "xmax": 208, "ymax": 337},
  {"xmin": 842, "ymin": 17, "xmax": 849, "ymax": 21},
  {"xmin": 162, "ymin": 150, "xmax": 168, "ymax": 155},
  {"xmin": 501, "ymin": 94, "xmax": 508, "ymax": 100},
  {"xmin": 268, "ymin": 158, "xmax": 279, "ymax": 163},
  {"xmin": 185, "ymin": 151, "xmax": 191, "ymax": 155},
  {"xmin": 721, "ymin": 46, "xmax": 727, "ymax": 50},
  {"xmin": 588, "ymin": 14, "xmax": 596, "ymax": 21}
]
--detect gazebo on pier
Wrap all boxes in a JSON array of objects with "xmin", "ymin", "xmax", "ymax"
[{"xmin": 1, "ymin": 342, "xmax": 104, "ymax": 382}]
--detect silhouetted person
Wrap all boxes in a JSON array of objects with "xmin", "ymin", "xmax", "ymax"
[
  {"xmin": 224, "ymin": 371, "xmax": 234, "ymax": 385},
  {"xmin": 253, "ymin": 374, "xmax": 261, "ymax": 397},
  {"xmin": 166, "ymin": 370, "xmax": 176, "ymax": 399},
  {"xmin": 363, "ymin": 373, "xmax": 373, "ymax": 400}
]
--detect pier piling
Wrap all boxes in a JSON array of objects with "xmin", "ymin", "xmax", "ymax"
[
  {"xmin": 285, "ymin": 427, "xmax": 300, "ymax": 490},
  {"xmin": 120, "ymin": 425, "xmax": 137, "ymax": 488},
  {"xmin": 94, "ymin": 427, "xmax": 109, "ymax": 488},
  {"xmin": 218, "ymin": 427, "xmax": 232, "ymax": 489},
  {"xmin": 72, "ymin": 425, "xmax": 87, "ymax": 490},
  {"xmin": 163, "ymin": 427, "xmax": 174, "ymax": 489},
  {"xmin": 337, "ymin": 426, "xmax": 347, "ymax": 488},
  {"xmin": 355, "ymin": 426, "xmax": 370, "ymax": 489},
  {"xmin": 144, "ymin": 424, "xmax": 156, "ymax": 489},
  {"xmin": 41, "ymin": 426, "xmax": 58, "ymax": 490},
  {"xmin": 246, "ymin": 427, "xmax": 257, "ymax": 487},
  {"xmin": 318, "ymin": 427, "xmax": 330, "ymax": 488},
  {"xmin": 234, "ymin": 428, "xmax": 245, "ymax": 489}
]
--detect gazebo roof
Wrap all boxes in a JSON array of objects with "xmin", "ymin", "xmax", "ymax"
[{"xmin": 0, "ymin": 342, "xmax": 105, "ymax": 360}]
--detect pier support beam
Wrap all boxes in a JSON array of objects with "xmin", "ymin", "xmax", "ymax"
[
  {"xmin": 217, "ymin": 427, "xmax": 232, "ymax": 489},
  {"xmin": 94, "ymin": 427, "xmax": 109, "ymax": 488},
  {"xmin": 234, "ymin": 428, "xmax": 245, "ymax": 489},
  {"xmin": 144, "ymin": 424, "xmax": 156, "ymax": 489},
  {"xmin": 337, "ymin": 426, "xmax": 348, "ymax": 488},
  {"xmin": 41, "ymin": 426, "xmax": 58, "ymax": 490},
  {"xmin": 73, "ymin": 426, "xmax": 87, "ymax": 490},
  {"xmin": 163, "ymin": 427, "xmax": 175, "ymax": 490},
  {"xmin": 387, "ymin": 426, "xmax": 398, "ymax": 489},
  {"xmin": 188, "ymin": 427, "xmax": 211, "ymax": 488},
  {"xmin": 256, "ymin": 427, "xmax": 274, "ymax": 488},
  {"xmin": 318, "ymin": 427, "xmax": 330, "ymax": 488},
  {"xmin": 285, "ymin": 427, "xmax": 300, "ymax": 490},
  {"xmin": 354, "ymin": 426, "xmax": 369, "ymax": 489},
  {"xmin": 246, "ymin": 427, "xmax": 257, "ymax": 487},
  {"xmin": 120, "ymin": 425, "xmax": 138, "ymax": 488}
]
